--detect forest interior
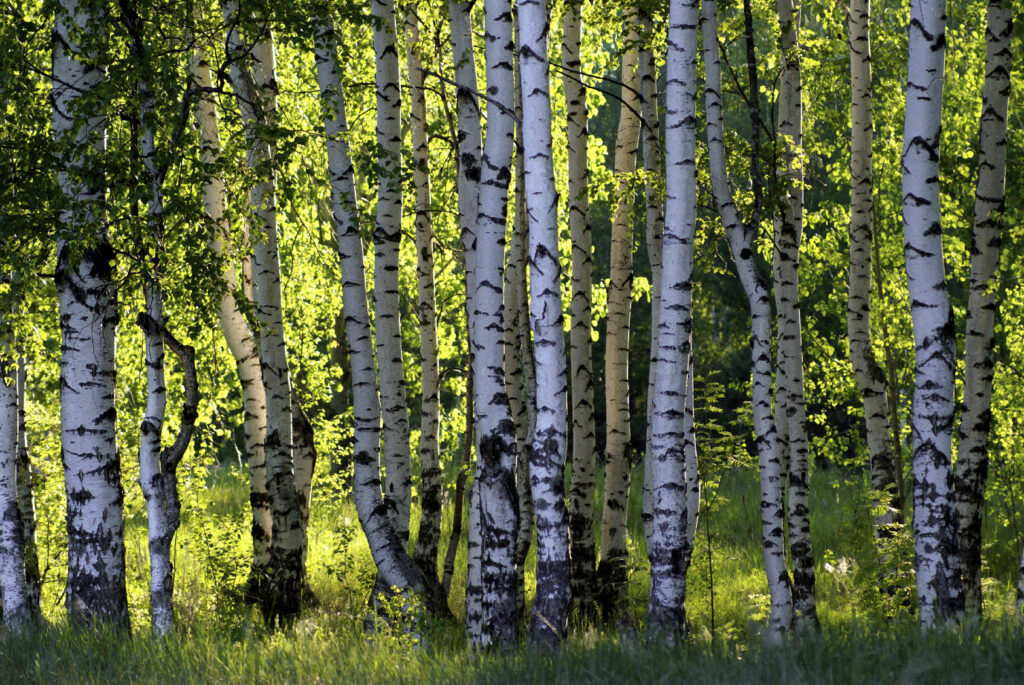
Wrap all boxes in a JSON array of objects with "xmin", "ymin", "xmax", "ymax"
[{"xmin": 3, "ymin": 0, "xmax": 1024, "ymax": 682}]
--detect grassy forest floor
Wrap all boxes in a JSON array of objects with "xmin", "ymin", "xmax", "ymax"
[{"xmin": 3, "ymin": 464, "xmax": 1024, "ymax": 683}]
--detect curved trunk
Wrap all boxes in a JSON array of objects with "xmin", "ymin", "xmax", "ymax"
[
  {"xmin": 702, "ymin": 0, "xmax": 793, "ymax": 641},
  {"xmin": 957, "ymin": 1, "xmax": 1012, "ymax": 618},
  {"xmin": 372, "ymin": 0, "xmax": 413, "ymax": 543},
  {"xmin": 902, "ymin": 0, "xmax": 962, "ymax": 626},
  {"xmin": 53, "ymin": 0, "xmax": 128, "ymax": 628},
  {"xmin": 598, "ymin": 34, "xmax": 641, "ymax": 615},
  {"xmin": 406, "ymin": 5, "xmax": 443, "ymax": 584}
]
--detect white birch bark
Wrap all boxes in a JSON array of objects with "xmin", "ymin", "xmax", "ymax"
[
  {"xmin": 405, "ymin": 5, "xmax": 443, "ymax": 583},
  {"xmin": 647, "ymin": 0, "xmax": 698, "ymax": 640},
  {"xmin": 902, "ymin": 0, "xmax": 962, "ymax": 626},
  {"xmin": 222, "ymin": 4, "xmax": 304, "ymax": 619},
  {"xmin": 189, "ymin": 42, "xmax": 272, "ymax": 582},
  {"xmin": 53, "ymin": 0, "xmax": 128, "ymax": 628},
  {"xmin": 599, "ymin": 33, "xmax": 641, "ymax": 614},
  {"xmin": 15, "ymin": 359, "xmax": 39, "ymax": 614},
  {"xmin": 701, "ymin": 0, "xmax": 793, "ymax": 640},
  {"xmin": 518, "ymin": 0, "xmax": 571, "ymax": 645},
  {"xmin": 372, "ymin": 0, "xmax": 413, "ymax": 543},
  {"xmin": 562, "ymin": 0, "xmax": 597, "ymax": 614},
  {"xmin": 774, "ymin": 0, "xmax": 817, "ymax": 632},
  {"xmin": 957, "ymin": 0, "xmax": 1012, "ymax": 618},
  {"xmin": 847, "ymin": 0, "xmax": 900, "ymax": 538},
  {"xmin": 314, "ymin": 16, "xmax": 427, "ymax": 601},
  {"xmin": 0, "ymin": 350, "xmax": 29, "ymax": 628}
]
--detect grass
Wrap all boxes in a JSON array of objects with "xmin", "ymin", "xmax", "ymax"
[{"xmin": 3, "ymin": 461, "xmax": 1024, "ymax": 683}]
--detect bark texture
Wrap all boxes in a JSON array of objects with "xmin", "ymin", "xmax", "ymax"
[
  {"xmin": 15, "ymin": 360, "xmax": 39, "ymax": 615},
  {"xmin": 0, "ymin": 351, "xmax": 29, "ymax": 628}
]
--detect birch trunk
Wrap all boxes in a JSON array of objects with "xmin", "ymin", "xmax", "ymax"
[
  {"xmin": 313, "ymin": 16, "xmax": 427, "ymax": 601},
  {"xmin": 406, "ymin": 5, "xmax": 443, "ymax": 584},
  {"xmin": 957, "ymin": 0, "xmax": 1012, "ymax": 618},
  {"xmin": 561, "ymin": 0, "xmax": 596, "ymax": 615},
  {"xmin": 0, "ymin": 349, "xmax": 29, "ymax": 628},
  {"xmin": 223, "ymin": 5, "xmax": 305, "ymax": 619},
  {"xmin": 647, "ymin": 0, "xmax": 698, "ymax": 640},
  {"xmin": 53, "ymin": 0, "xmax": 128, "ymax": 628},
  {"xmin": 15, "ymin": 359, "xmax": 39, "ymax": 615},
  {"xmin": 598, "ymin": 34, "xmax": 641, "ymax": 615},
  {"xmin": 902, "ymin": 0, "xmax": 962, "ymax": 626},
  {"xmin": 847, "ymin": 0, "xmax": 900, "ymax": 538},
  {"xmin": 517, "ymin": 0, "xmax": 570, "ymax": 645},
  {"xmin": 189, "ymin": 40, "xmax": 272, "ymax": 586},
  {"xmin": 371, "ymin": 0, "xmax": 413, "ymax": 543},
  {"xmin": 701, "ymin": 0, "xmax": 793, "ymax": 641},
  {"xmin": 774, "ymin": 0, "xmax": 818, "ymax": 632}
]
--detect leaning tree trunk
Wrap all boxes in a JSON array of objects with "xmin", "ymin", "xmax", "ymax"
[
  {"xmin": 957, "ymin": 0, "xmax": 1012, "ymax": 618},
  {"xmin": 598, "ymin": 33, "xmax": 641, "ymax": 616},
  {"xmin": 639, "ymin": 17, "xmax": 665, "ymax": 551},
  {"xmin": 15, "ymin": 359, "xmax": 39, "ymax": 615},
  {"xmin": 702, "ymin": 0, "xmax": 793, "ymax": 641},
  {"xmin": 562, "ymin": 0, "xmax": 597, "ymax": 616},
  {"xmin": 223, "ymin": 4, "xmax": 305, "ymax": 620},
  {"xmin": 406, "ymin": 4, "xmax": 444, "ymax": 585},
  {"xmin": 902, "ymin": 0, "xmax": 962, "ymax": 626},
  {"xmin": 518, "ymin": 0, "xmax": 571, "ymax": 646},
  {"xmin": 0, "ymin": 346, "xmax": 29, "ymax": 628},
  {"xmin": 372, "ymin": 0, "xmax": 413, "ymax": 543},
  {"xmin": 774, "ymin": 0, "xmax": 818, "ymax": 633},
  {"xmin": 313, "ymin": 16, "xmax": 427, "ymax": 601},
  {"xmin": 647, "ymin": 0, "xmax": 698, "ymax": 642},
  {"xmin": 189, "ymin": 36, "xmax": 272, "ymax": 589},
  {"xmin": 53, "ymin": 0, "xmax": 128, "ymax": 628},
  {"xmin": 462, "ymin": 0, "xmax": 521, "ymax": 648},
  {"xmin": 847, "ymin": 0, "xmax": 901, "ymax": 540}
]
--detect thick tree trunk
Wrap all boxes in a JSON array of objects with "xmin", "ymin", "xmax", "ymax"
[
  {"xmin": 647, "ymin": 0, "xmax": 698, "ymax": 641},
  {"xmin": 702, "ymin": 0, "xmax": 793, "ymax": 641},
  {"xmin": 406, "ymin": 4, "xmax": 443, "ymax": 585},
  {"xmin": 372, "ymin": 0, "xmax": 413, "ymax": 544},
  {"xmin": 562, "ymin": 0, "xmax": 597, "ymax": 616},
  {"xmin": 189, "ymin": 41, "xmax": 272, "ymax": 587},
  {"xmin": 0, "ymin": 349, "xmax": 29, "ymax": 628},
  {"xmin": 957, "ymin": 1, "xmax": 1012, "ymax": 618},
  {"xmin": 599, "ymin": 31, "xmax": 642, "ymax": 616},
  {"xmin": 15, "ymin": 359, "xmax": 39, "ymax": 615},
  {"xmin": 313, "ymin": 16, "xmax": 427, "ymax": 601},
  {"xmin": 53, "ymin": 0, "xmax": 128, "ymax": 628},
  {"xmin": 774, "ymin": 0, "xmax": 818, "ymax": 633},
  {"xmin": 518, "ymin": 0, "xmax": 571, "ymax": 646},
  {"xmin": 847, "ymin": 0, "xmax": 901, "ymax": 539},
  {"xmin": 902, "ymin": 0, "xmax": 962, "ymax": 626}
]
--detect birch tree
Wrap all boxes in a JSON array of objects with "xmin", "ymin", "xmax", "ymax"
[
  {"xmin": 372, "ymin": 0, "xmax": 413, "ymax": 543},
  {"xmin": 956, "ymin": 0, "xmax": 1012, "ymax": 617},
  {"xmin": 647, "ymin": 0, "xmax": 698, "ymax": 640},
  {"xmin": 599, "ymin": 28, "xmax": 641, "ymax": 614},
  {"xmin": 0, "ymin": 346, "xmax": 29, "ymax": 628},
  {"xmin": 701, "ymin": 0, "xmax": 793, "ymax": 640},
  {"xmin": 53, "ymin": 0, "xmax": 129, "ymax": 627},
  {"xmin": 15, "ymin": 360, "xmax": 39, "ymax": 614},
  {"xmin": 774, "ymin": 0, "xmax": 817, "ymax": 632},
  {"xmin": 901, "ymin": 0, "xmax": 962, "ymax": 626}
]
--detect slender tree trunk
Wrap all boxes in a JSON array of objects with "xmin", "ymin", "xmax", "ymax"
[
  {"xmin": 957, "ymin": 1, "xmax": 1012, "ymax": 618},
  {"xmin": 223, "ymin": 4, "xmax": 305, "ymax": 620},
  {"xmin": 53, "ymin": 0, "xmax": 128, "ymax": 628},
  {"xmin": 372, "ymin": 0, "xmax": 414, "ymax": 544},
  {"xmin": 847, "ymin": 0, "xmax": 901, "ymax": 539},
  {"xmin": 15, "ymin": 359, "xmax": 39, "ymax": 615},
  {"xmin": 0, "ymin": 347, "xmax": 29, "ymax": 628},
  {"xmin": 902, "ymin": 0, "xmax": 962, "ymax": 626},
  {"xmin": 190, "ymin": 38, "xmax": 272, "ymax": 589},
  {"xmin": 774, "ymin": 0, "xmax": 818, "ymax": 633},
  {"xmin": 647, "ymin": 0, "xmax": 698, "ymax": 641},
  {"xmin": 598, "ymin": 33, "xmax": 641, "ymax": 616},
  {"xmin": 639, "ymin": 18, "xmax": 665, "ymax": 551},
  {"xmin": 702, "ymin": 0, "xmax": 793, "ymax": 641},
  {"xmin": 313, "ymin": 16, "xmax": 427, "ymax": 602},
  {"xmin": 562, "ymin": 0, "xmax": 597, "ymax": 616},
  {"xmin": 406, "ymin": 4, "xmax": 444, "ymax": 585},
  {"xmin": 291, "ymin": 396, "xmax": 316, "ymax": 582},
  {"xmin": 517, "ymin": 0, "xmax": 570, "ymax": 646}
]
